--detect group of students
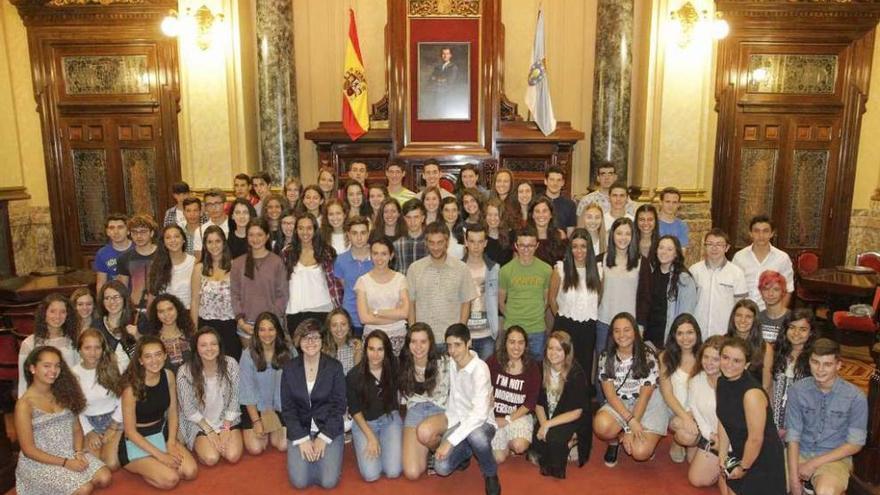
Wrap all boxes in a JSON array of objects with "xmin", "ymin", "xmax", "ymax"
[{"xmin": 12, "ymin": 161, "xmax": 869, "ymax": 495}]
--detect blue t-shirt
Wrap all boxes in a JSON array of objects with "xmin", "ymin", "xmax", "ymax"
[
  {"xmin": 658, "ymin": 217, "xmax": 689, "ymax": 247},
  {"xmin": 93, "ymin": 243, "xmax": 133, "ymax": 277},
  {"xmin": 333, "ymin": 251, "xmax": 374, "ymax": 329}
]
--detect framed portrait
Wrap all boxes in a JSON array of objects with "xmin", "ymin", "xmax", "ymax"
[{"xmin": 417, "ymin": 42, "xmax": 471, "ymax": 121}]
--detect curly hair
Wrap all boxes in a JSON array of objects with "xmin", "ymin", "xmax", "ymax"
[
  {"xmin": 494, "ymin": 326, "xmax": 532, "ymax": 371},
  {"xmin": 371, "ymin": 197, "xmax": 406, "ymax": 242},
  {"xmin": 77, "ymin": 328, "xmax": 123, "ymax": 396},
  {"xmin": 147, "ymin": 293, "xmax": 195, "ymax": 340},
  {"xmin": 23, "ymin": 346, "xmax": 86, "ymax": 413},
  {"xmin": 528, "ymin": 197, "xmax": 566, "ymax": 263},
  {"xmin": 33, "ymin": 293, "xmax": 79, "ymax": 342},
  {"xmin": 772, "ymin": 308, "xmax": 815, "ymax": 378},
  {"xmin": 398, "ymin": 322, "xmax": 442, "ymax": 397}
]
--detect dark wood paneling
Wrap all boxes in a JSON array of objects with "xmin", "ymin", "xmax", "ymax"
[{"xmin": 10, "ymin": 0, "xmax": 181, "ymax": 268}]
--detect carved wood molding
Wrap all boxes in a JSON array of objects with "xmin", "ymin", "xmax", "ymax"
[
  {"xmin": 407, "ymin": 0, "xmax": 481, "ymax": 17},
  {"xmin": 370, "ymin": 94, "xmax": 389, "ymax": 121},
  {"xmin": 499, "ymin": 92, "xmax": 521, "ymax": 122},
  {"xmin": 717, "ymin": 0, "xmax": 880, "ymax": 17},
  {"xmin": 11, "ymin": 0, "xmax": 176, "ymax": 25}
]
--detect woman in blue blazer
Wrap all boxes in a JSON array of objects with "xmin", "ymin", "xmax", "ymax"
[{"xmin": 280, "ymin": 318, "xmax": 346, "ymax": 489}]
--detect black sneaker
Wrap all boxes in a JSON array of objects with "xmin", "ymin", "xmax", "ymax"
[
  {"xmin": 603, "ymin": 443, "xmax": 620, "ymax": 468},
  {"xmin": 484, "ymin": 475, "xmax": 501, "ymax": 495}
]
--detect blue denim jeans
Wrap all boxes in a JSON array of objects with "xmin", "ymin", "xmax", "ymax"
[
  {"xmin": 286, "ymin": 434, "xmax": 344, "ymax": 489},
  {"xmin": 527, "ymin": 331, "xmax": 546, "ymax": 362},
  {"xmin": 434, "ymin": 422, "xmax": 498, "ymax": 478},
  {"xmin": 595, "ymin": 320, "xmax": 611, "ymax": 403},
  {"xmin": 471, "ymin": 336, "xmax": 496, "ymax": 361},
  {"xmin": 352, "ymin": 411, "xmax": 403, "ymax": 482}
]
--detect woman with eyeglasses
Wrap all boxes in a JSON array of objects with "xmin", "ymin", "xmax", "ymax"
[{"xmin": 281, "ymin": 319, "xmax": 346, "ymax": 489}]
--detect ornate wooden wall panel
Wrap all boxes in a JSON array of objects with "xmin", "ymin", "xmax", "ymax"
[
  {"xmin": 11, "ymin": 0, "xmax": 181, "ymax": 268},
  {"xmin": 305, "ymin": 0, "xmax": 583, "ymax": 194},
  {"xmin": 713, "ymin": 0, "xmax": 880, "ymax": 266}
]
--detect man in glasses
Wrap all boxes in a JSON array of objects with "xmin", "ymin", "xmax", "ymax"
[
  {"xmin": 689, "ymin": 228, "xmax": 747, "ymax": 337},
  {"xmin": 498, "ymin": 224, "xmax": 552, "ymax": 360},
  {"xmin": 201, "ymin": 188, "xmax": 230, "ymax": 238},
  {"xmin": 116, "ymin": 214, "xmax": 159, "ymax": 310}
]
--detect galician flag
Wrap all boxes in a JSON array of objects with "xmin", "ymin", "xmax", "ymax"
[
  {"xmin": 524, "ymin": 8, "xmax": 556, "ymax": 136},
  {"xmin": 342, "ymin": 8, "xmax": 369, "ymax": 141}
]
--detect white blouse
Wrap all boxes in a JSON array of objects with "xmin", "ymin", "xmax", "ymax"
[
  {"xmin": 554, "ymin": 261, "xmax": 601, "ymax": 322},
  {"xmin": 168, "ymin": 254, "xmax": 196, "ymax": 309},
  {"xmin": 286, "ymin": 262, "xmax": 333, "ymax": 314},
  {"xmin": 72, "ymin": 364, "xmax": 123, "ymax": 434}
]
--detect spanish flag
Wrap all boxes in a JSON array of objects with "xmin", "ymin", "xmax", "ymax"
[{"xmin": 342, "ymin": 8, "xmax": 369, "ymax": 141}]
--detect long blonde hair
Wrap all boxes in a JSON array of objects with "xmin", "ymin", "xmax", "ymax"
[
  {"xmin": 578, "ymin": 202, "xmax": 607, "ymax": 255},
  {"xmin": 542, "ymin": 331, "xmax": 575, "ymax": 395}
]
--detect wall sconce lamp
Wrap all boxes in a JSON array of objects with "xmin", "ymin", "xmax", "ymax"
[
  {"xmin": 161, "ymin": 5, "xmax": 225, "ymax": 51},
  {"xmin": 669, "ymin": 2, "xmax": 729, "ymax": 47}
]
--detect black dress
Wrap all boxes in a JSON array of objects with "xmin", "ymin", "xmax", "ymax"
[{"xmin": 716, "ymin": 373, "xmax": 786, "ymax": 495}]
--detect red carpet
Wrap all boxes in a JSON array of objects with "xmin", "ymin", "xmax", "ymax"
[{"xmin": 8, "ymin": 435, "xmax": 716, "ymax": 495}]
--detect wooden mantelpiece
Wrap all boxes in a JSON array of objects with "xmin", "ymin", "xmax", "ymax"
[{"xmin": 305, "ymin": 118, "xmax": 584, "ymax": 195}]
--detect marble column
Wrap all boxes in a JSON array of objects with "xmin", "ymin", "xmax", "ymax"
[
  {"xmin": 590, "ymin": 0, "xmax": 633, "ymax": 179},
  {"xmin": 256, "ymin": 0, "xmax": 299, "ymax": 180}
]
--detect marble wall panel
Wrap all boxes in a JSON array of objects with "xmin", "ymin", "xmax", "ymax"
[{"xmin": 10, "ymin": 203, "xmax": 55, "ymax": 275}]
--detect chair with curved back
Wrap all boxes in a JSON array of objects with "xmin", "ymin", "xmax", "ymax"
[{"xmin": 857, "ymin": 251, "xmax": 880, "ymax": 273}]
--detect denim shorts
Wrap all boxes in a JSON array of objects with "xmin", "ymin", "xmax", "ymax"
[
  {"xmin": 86, "ymin": 411, "xmax": 116, "ymax": 435},
  {"xmin": 404, "ymin": 401, "xmax": 445, "ymax": 428}
]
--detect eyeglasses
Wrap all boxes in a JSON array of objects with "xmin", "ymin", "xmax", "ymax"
[
  {"xmin": 205, "ymin": 201, "xmax": 224, "ymax": 207},
  {"xmin": 301, "ymin": 335, "xmax": 322, "ymax": 343},
  {"xmin": 703, "ymin": 242, "xmax": 727, "ymax": 248},
  {"xmin": 103, "ymin": 294, "xmax": 123, "ymax": 302}
]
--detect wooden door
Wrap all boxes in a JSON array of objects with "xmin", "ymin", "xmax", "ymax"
[
  {"xmin": 728, "ymin": 114, "xmax": 841, "ymax": 261},
  {"xmin": 11, "ymin": 0, "xmax": 180, "ymax": 269},
  {"xmin": 59, "ymin": 115, "xmax": 168, "ymax": 267},
  {"xmin": 712, "ymin": 1, "xmax": 878, "ymax": 266}
]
